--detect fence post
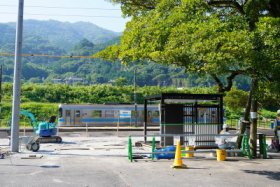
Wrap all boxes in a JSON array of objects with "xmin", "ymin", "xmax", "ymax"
[
  {"xmin": 151, "ymin": 135, "xmax": 155, "ymax": 160},
  {"xmin": 86, "ymin": 122, "xmax": 88, "ymax": 137},
  {"xmin": 128, "ymin": 136, "xmax": 133, "ymax": 162}
]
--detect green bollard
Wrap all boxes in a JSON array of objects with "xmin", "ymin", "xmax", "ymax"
[
  {"xmin": 151, "ymin": 135, "xmax": 155, "ymax": 160},
  {"xmin": 242, "ymin": 135, "xmax": 252, "ymax": 159},
  {"xmin": 262, "ymin": 135, "xmax": 267, "ymax": 159},
  {"xmin": 128, "ymin": 136, "xmax": 133, "ymax": 162},
  {"xmin": 245, "ymin": 135, "xmax": 252, "ymax": 159}
]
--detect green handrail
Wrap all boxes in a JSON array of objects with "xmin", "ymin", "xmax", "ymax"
[
  {"xmin": 151, "ymin": 135, "xmax": 155, "ymax": 160},
  {"xmin": 128, "ymin": 136, "xmax": 132, "ymax": 162}
]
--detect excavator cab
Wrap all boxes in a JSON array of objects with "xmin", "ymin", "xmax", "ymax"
[
  {"xmin": 37, "ymin": 120, "xmax": 57, "ymax": 137},
  {"xmin": 49, "ymin": 116, "xmax": 56, "ymax": 123}
]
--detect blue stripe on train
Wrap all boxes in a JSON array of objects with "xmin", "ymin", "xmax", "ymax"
[
  {"xmin": 81, "ymin": 118, "xmax": 132, "ymax": 123},
  {"xmin": 59, "ymin": 117, "xmax": 212, "ymax": 124},
  {"xmin": 59, "ymin": 117, "xmax": 160, "ymax": 123}
]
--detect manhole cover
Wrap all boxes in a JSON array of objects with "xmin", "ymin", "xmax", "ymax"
[{"xmin": 40, "ymin": 165, "xmax": 60, "ymax": 168}]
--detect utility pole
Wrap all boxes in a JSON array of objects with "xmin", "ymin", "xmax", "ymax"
[
  {"xmin": 11, "ymin": 0, "xmax": 24, "ymax": 152},
  {"xmin": 0, "ymin": 65, "xmax": 2, "ymax": 103},
  {"xmin": 134, "ymin": 69, "xmax": 138, "ymax": 127},
  {"xmin": 0, "ymin": 65, "xmax": 2, "ymax": 122}
]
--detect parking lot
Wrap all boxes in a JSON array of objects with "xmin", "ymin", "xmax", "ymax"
[{"xmin": 0, "ymin": 130, "xmax": 280, "ymax": 187}]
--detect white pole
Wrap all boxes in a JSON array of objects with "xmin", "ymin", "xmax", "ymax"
[
  {"xmin": 117, "ymin": 115, "xmax": 120, "ymax": 137},
  {"xmin": 11, "ymin": 0, "xmax": 24, "ymax": 152},
  {"xmin": 86, "ymin": 123, "xmax": 88, "ymax": 137},
  {"xmin": 23, "ymin": 120, "xmax": 25, "ymax": 136}
]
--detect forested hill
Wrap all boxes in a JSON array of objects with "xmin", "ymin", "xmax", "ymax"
[
  {"xmin": 0, "ymin": 20, "xmax": 250, "ymax": 89},
  {"xmin": 0, "ymin": 19, "xmax": 121, "ymax": 52}
]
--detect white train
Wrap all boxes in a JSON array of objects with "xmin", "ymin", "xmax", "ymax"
[{"xmin": 58, "ymin": 104, "xmax": 160, "ymax": 126}]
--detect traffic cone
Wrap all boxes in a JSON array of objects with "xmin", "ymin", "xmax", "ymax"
[{"xmin": 172, "ymin": 140, "xmax": 187, "ymax": 169}]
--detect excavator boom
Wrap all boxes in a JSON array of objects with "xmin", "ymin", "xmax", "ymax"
[{"xmin": 20, "ymin": 110, "xmax": 38, "ymax": 130}]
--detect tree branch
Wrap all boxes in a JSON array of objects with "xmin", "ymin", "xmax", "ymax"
[
  {"xmin": 224, "ymin": 71, "xmax": 240, "ymax": 91},
  {"xmin": 207, "ymin": 0, "xmax": 245, "ymax": 15},
  {"xmin": 210, "ymin": 70, "xmax": 243, "ymax": 93},
  {"xmin": 210, "ymin": 74, "xmax": 225, "ymax": 92},
  {"xmin": 126, "ymin": 0, "xmax": 156, "ymax": 10}
]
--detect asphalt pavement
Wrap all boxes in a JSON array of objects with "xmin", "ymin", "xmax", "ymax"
[{"xmin": 0, "ymin": 130, "xmax": 279, "ymax": 187}]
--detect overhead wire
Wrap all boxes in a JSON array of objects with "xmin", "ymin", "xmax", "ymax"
[
  {"xmin": 0, "ymin": 4, "xmax": 121, "ymax": 10},
  {"xmin": 0, "ymin": 12, "xmax": 123, "ymax": 18},
  {"xmin": 0, "ymin": 3, "xmax": 124, "ymax": 59},
  {"xmin": 0, "ymin": 4, "xmax": 123, "ymax": 18},
  {"xmin": 0, "ymin": 52, "xmax": 98, "ymax": 59}
]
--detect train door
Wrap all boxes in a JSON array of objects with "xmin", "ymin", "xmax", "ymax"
[
  {"xmin": 74, "ymin": 110, "xmax": 81, "ymax": 125},
  {"xmin": 65, "ymin": 110, "xmax": 71, "ymax": 126}
]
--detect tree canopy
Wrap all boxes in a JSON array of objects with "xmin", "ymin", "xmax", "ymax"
[
  {"xmin": 99, "ymin": 0, "xmax": 280, "ymax": 156},
  {"xmin": 99, "ymin": 0, "xmax": 279, "ymax": 93}
]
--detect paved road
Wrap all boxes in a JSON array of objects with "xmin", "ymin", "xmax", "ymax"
[
  {"xmin": 0, "ymin": 126, "xmax": 276, "ymax": 137},
  {"xmin": 0, "ymin": 134, "xmax": 280, "ymax": 187}
]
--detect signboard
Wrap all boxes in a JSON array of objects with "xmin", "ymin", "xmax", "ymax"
[
  {"xmin": 250, "ymin": 112, "xmax": 257, "ymax": 119},
  {"xmin": 119, "ymin": 110, "xmax": 131, "ymax": 118}
]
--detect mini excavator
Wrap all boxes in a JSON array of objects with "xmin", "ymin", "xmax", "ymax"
[{"xmin": 19, "ymin": 110, "xmax": 62, "ymax": 151}]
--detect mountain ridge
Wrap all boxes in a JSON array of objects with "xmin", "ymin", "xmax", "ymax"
[
  {"xmin": 1, "ymin": 19, "xmax": 121, "ymax": 51},
  {"xmin": 0, "ymin": 20, "xmax": 250, "ymax": 90}
]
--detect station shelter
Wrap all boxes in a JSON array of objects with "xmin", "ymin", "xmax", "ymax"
[{"xmin": 143, "ymin": 93, "xmax": 224, "ymax": 148}]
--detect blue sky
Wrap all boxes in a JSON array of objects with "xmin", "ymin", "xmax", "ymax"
[{"xmin": 0, "ymin": 0, "xmax": 130, "ymax": 32}]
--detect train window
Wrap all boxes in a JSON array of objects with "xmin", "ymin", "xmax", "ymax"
[
  {"xmin": 153, "ymin": 111, "xmax": 159, "ymax": 117},
  {"xmin": 92, "ymin": 110, "xmax": 101, "ymax": 118},
  {"xmin": 105, "ymin": 110, "xmax": 114, "ymax": 118},
  {"xmin": 59, "ymin": 108, "xmax": 63, "ymax": 118},
  {"xmin": 131, "ymin": 111, "xmax": 136, "ymax": 117},
  {"xmin": 137, "ymin": 111, "xmax": 143, "ymax": 118},
  {"xmin": 114, "ymin": 111, "xmax": 119, "ymax": 118},
  {"xmin": 75, "ymin": 110, "xmax": 80, "ymax": 117},
  {"xmin": 66, "ymin": 110, "xmax": 71, "ymax": 117}
]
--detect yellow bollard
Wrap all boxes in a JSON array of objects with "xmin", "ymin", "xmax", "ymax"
[
  {"xmin": 185, "ymin": 146, "xmax": 194, "ymax": 158},
  {"xmin": 216, "ymin": 149, "xmax": 226, "ymax": 161}
]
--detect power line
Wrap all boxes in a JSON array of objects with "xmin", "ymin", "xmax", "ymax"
[
  {"xmin": 0, "ymin": 4, "xmax": 121, "ymax": 10},
  {"xmin": 0, "ymin": 52, "xmax": 99, "ymax": 59},
  {"xmin": 0, "ymin": 12, "xmax": 123, "ymax": 18}
]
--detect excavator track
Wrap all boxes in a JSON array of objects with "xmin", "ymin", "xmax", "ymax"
[{"xmin": 38, "ymin": 136, "xmax": 62, "ymax": 143}]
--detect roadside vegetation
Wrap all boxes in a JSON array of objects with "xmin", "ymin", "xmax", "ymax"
[{"xmin": 0, "ymin": 83, "xmax": 278, "ymax": 128}]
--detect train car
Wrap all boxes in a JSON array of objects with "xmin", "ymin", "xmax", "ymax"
[{"xmin": 58, "ymin": 104, "xmax": 160, "ymax": 127}]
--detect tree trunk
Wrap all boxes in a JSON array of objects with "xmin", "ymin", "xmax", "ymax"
[
  {"xmin": 236, "ymin": 78, "xmax": 255, "ymax": 148},
  {"xmin": 250, "ymin": 79, "xmax": 258, "ymax": 158}
]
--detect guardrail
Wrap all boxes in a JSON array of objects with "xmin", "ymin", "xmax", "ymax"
[{"xmin": 128, "ymin": 134, "xmax": 268, "ymax": 162}]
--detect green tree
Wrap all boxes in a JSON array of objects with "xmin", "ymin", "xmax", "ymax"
[
  {"xmin": 115, "ymin": 77, "xmax": 129, "ymax": 86},
  {"xmin": 99, "ymin": 0, "xmax": 280, "ymax": 157}
]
